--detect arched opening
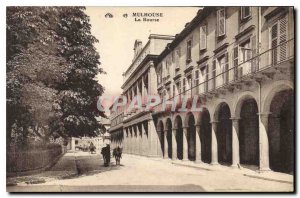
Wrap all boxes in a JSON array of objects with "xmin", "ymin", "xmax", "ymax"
[
  {"xmin": 268, "ymin": 89, "xmax": 294, "ymax": 174},
  {"xmin": 174, "ymin": 116, "xmax": 183, "ymax": 160},
  {"xmin": 157, "ymin": 121, "xmax": 164, "ymax": 156},
  {"xmin": 239, "ymin": 98, "xmax": 259, "ymax": 166},
  {"xmin": 187, "ymin": 113, "xmax": 196, "ymax": 161},
  {"xmin": 200, "ymin": 109, "xmax": 211, "ymax": 163},
  {"xmin": 166, "ymin": 119, "xmax": 173, "ymax": 159},
  {"xmin": 215, "ymin": 103, "xmax": 232, "ymax": 164}
]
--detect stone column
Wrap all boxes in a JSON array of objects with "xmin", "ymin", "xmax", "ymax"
[
  {"xmin": 129, "ymin": 128, "xmax": 132, "ymax": 154},
  {"xmin": 138, "ymin": 125, "xmax": 142, "ymax": 155},
  {"xmin": 71, "ymin": 138, "xmax": 76, "ymax": 151},
  {"xmin": 182, "ymin": 127, "xmax": 188, "ymax": 161},
  {"xmin": 141, "ymin": 123, "xmax": 145, "ymax": 156},
  {"xmin": 195, "ymin": 125, "xmax": 202, "ymax": 163},
  {"xmin": 133, "ymin": 126, "xmax": 137, "ymax": 155},
  {"xmin": 163, "ymin": 129, "xmax": 168, "ymax": 159},
  {"xmin": 124, "ymin": 129, "xmax": 127, "ymax": 153},
  {"xmin": 211, "ymin": 121, "xmax": 219, "ymax": 165},
  {"xmin": 231, "ymin": 117, "xmax": 240, "ymax": 168},
  {"xmin": 148, "ymin": 62, "xmax": 157, "ymax": 95},
  {"xmin": 141, "ymin": 76, "xmax": 145, "ymax": 106},
  {"xmin": 172, "ymin": 128, "xmax": 177, "ymax": 160},
  {"xmin": 258, "ymin": 113, "xmax": 271, "ymax": 171},
  {"xmin": 148, "ymin": 119, "xmax": 161, "ymax": 157}
]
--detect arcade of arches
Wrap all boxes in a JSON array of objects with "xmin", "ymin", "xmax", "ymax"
[
  {"xmin": 110, "ymin": 86, "xmax": 294, "ymax": 175},
  {"xmin": 153, "ymin": 88, "xmax": 294, "ymax": 174}
]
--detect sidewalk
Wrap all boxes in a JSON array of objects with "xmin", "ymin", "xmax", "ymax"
[
  {"xmin": 7, "ymin": 153, "xmax": 293, "ymax": 192},
  {"xmin": 125, "ymin": 154, "xmax": 293, "ymax": 185},
  {"xmin": 7, "ymin": 152, "xmax": 78, "ymax": 186}
]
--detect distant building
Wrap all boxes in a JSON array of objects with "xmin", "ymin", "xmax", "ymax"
[
  {"xmin": 97, "ymin": 116, "xmax": 111, "ymax": 133},
  {"xmin": 67, "ymin": 117, "xmax": 111, "ymax": 151}
]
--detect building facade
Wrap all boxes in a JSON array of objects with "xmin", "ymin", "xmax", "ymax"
[
  {"xmin": 110, "ymin": 7, "xmax": 294, "ymax": 174},
  {"xmin": 109, "ymin": 34, "xmax": 175, "ymax": 155}
]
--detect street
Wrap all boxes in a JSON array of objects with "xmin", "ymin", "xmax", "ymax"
[{"xmin": 7, "ymin": 151, "xmax": 294, "ymax": 192}]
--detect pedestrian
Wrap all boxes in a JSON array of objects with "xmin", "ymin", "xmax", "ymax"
[
  {"xmin": 105, "ymin": 144, "xmax": 111, "ymax": 166},
  {"xmin": 89, "ymin": 142, "xmax": 95, "ymax": 154},
  {"xmin": 101, "ymin": 146, "xmax": 107, "ymax": 166}
]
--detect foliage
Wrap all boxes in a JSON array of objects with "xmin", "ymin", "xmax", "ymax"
[{"xmin": 7, "ymin": 7, "xmax": 105, "ymax": 149}]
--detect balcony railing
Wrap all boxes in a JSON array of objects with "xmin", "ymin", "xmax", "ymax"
[
  {"xmin": 151, "ymin": 38, "xmax": 294, "ymax": 113},
  {"xmin": 197, "ymin": 38, "xmax": 294, "ymax": 93},
  {"xmin": 114, "ymin": 39, "xmax": 294, "ymax": 116}
]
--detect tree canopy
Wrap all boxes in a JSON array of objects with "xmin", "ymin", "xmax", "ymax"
[{"xmin": 7, "ymin": 7, "xmax": 105, "ymax": 149}]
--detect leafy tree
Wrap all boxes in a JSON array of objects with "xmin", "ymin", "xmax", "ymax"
[
  {"xmin": 56, "ymin": 7, "xmax": 106, "ymax": 137},
  {"xmin": 7, "ymin": 7, "xmax": 106, "ymax": 149}
]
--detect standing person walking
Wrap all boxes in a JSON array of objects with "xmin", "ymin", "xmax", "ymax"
[
  {"xmin": 101, "ymin": 146, "xmax": 107, "ymax": 166},
  {"xmin": 105, "ymin": 144, "xmax": 111, "ymax": 166}
]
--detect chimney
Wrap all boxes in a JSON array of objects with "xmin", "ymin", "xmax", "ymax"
[{"xmin": 133, "ymin": 39, "xmax": 143, "ymax": 60}]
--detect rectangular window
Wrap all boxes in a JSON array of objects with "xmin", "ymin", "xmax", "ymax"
[
  {"xmin": 186, "ymin": 39, "xmax": 192, "ymax": 62},
  {"xmin": 217, "ymin": 9, "xmax": 226, "ymax": 37},
  {"xmin": 194, "ymin": 70, "xmax": 199, "ymax": 94},
  {"xmin": 200, "ymin": 25, "xmax": 207, "ymax": 50},
  {"xmin": 166, "ymin": 60, "xmax": 170, "ymax": 76},
  {"xmin": 183, "ymin": 78, "xmax": 186, "ymax": 93},
  {"xmin": 270, "ymin": 15, "xmax": 288, "ymax": 64},
  {"xmin": 233, "ymin": 46, "xmax": 239, "ymax": 80},
  {"xmin": 175, "ymin": 47, "xmax": 181, "ymax": 70},
  {"xmin": 173, "ymin": 84, "xmax": 176, "ymax": 97},
  {"xmin": 157, "ymin": 66, "xmax": 162, "ymax": 85},
  {"xmin": 176, "ymin": 81, "xmax": 181, "ymax": 94},
  {"xmin": 241, "ymin": 7, "xmax": 251, "ymax": 20},
  {"xmin": 217, "ymin": 55, "xmax": 226, "ymax": 86},
  {"xmin": 194, "ymin": 70, "xmax": 199, "ymax": 86},
  {"xmin": 240, "ymin": 40, "xmax": 251, "ymax": 63},
  {"xmin": 212, "ymin": 60, "xmax": 216, "ymax": 89},
  {"xmin": 205, "ymin": 65, "xmax": 209, "ymax": 92},
  {"xmin": 166, "ymin": 87, "xmax": 171, "ymax": 99}
]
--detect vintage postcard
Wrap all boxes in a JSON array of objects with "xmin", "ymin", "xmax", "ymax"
[{"xmin": 6, "ymin": 6, "xmax": 295, "ymax": 192}]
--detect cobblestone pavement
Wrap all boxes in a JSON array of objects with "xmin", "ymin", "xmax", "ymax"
[{"xmin": 7, "ymin": 151, "xmax": 294, "ymax": 192}]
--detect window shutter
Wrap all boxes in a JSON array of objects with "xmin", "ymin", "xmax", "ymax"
[
  {"xmin": 218, "ymin": 9, "xmax": 226, "ymax": 36},
  {"xmin": 279, "ymin": 15, "xmax": 288, "ymax": 61},
  {"xmin": 194, "ymin": 70, "xmax": 199, "ymax": 85},
  {"xmin": 212, "ymin": 60, "xmax": 216, "ymax": 89},
  {"xmin": 200, "ymin": 26, "xmax": 207, "ymax": 50},
  {"xmin": 225, "ymin": 53, "xmax": 229, "ymax": 83},
  {"xmin": 233, "ymin": 46, "xmax": 239, "ymax": 79},
  {"xmin": 183, "ymin": 78, "xmax": 186, "ymax": 92},
  {"xmin": 173, "ymin": 84, "xmax": 175, "ymax": 97},
  {"xmin": 241, "ymin": 7, "xmax": 251, "ymax": 19},
  {"xmin": 240, "ymin": 7, "xmax": 243, "ymax": 20},
  {"xmin": 271, "ymin": 23, "xmax": 278, "ymax": 64},
  {"xmin": 205, "ymin": 65, "xmax": 209, "ymax": 92}
]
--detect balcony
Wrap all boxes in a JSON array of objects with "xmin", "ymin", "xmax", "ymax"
[
  {"xmin": 154, "ymin": 38, "xmax": 294, "ymax": 113},
  {"xmin": 136, "ymin": 39, "xmax": 294, "ymax": 116},
  {"xmin": 196, "ymin": 38, "xmax": 294, "ymax": 96}
]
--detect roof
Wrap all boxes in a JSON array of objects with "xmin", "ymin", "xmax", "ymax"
[{"xmin": 96, "ymin": 117, "xmax": 111, "ymax": 125}]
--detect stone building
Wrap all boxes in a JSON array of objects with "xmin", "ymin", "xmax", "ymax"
[
  {"xmin": 110, "ymin": 7, "xmax": 294, "ymax": 174},
  {"xmin": 109, "ymin": 34, "xmax": 175, "ymax": 155}
]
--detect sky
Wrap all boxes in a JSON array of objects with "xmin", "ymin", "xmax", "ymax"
[{"xmin": 85, "ymin": 7, "xmax": 200, "ymax": 96}]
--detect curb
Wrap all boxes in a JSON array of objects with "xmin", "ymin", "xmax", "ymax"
[{"xmin": 243, "ymin": 174, "xmax": 293, "ymax": 184}]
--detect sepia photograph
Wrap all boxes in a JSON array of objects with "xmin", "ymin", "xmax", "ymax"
[{"xmin": 5, "ymin": 5, "xmax": 295, "ymax": 193}]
